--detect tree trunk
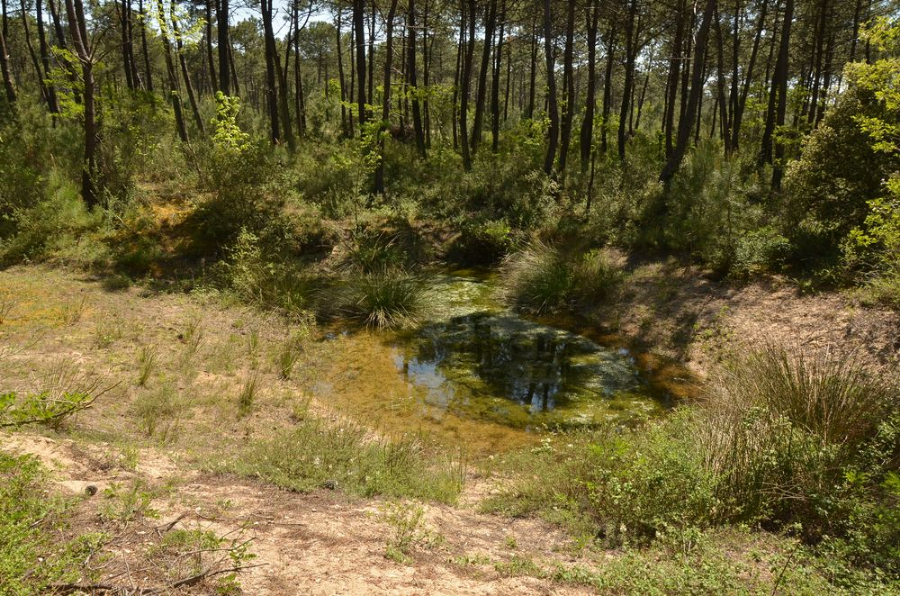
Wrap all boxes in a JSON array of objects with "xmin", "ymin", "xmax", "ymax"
[
  {"xmin": 407, "ymin": 0, "xmax": 426, "ymax": 157},
  {"xmin": 542, "ymin": 0, "xmax": 559, "ymax": 176},
  {"xmin": 618, "ymin": 0, "xmax": 638, "ymax": 162},
  {"xmin": 138, "ymin": 0, "xmax": 154, "ymax": 91},
  {"xmin": 459, "ymin": 0, "xmax": 475, "ymax": 171},
  {"xmin": 526, "ymin": 14, "xmax": 537, "ymax": 119},
  {"xmin": 171, "ymin": 0, "xmax": 204, "ymax": 133},
  {"xmin": 34, "ymin": 0, "xmax": 59, "ymax": 112},
  {"xmin": 20, "ymin": 0, "xmax": 50, "ymax": 107},
  {"xmin": 663, "ymin": 0, "xmax": 685, "ymax": 157},
  {"xmin": 336, "ymin": 10, "xmax": 349, "ymax": 137},
  {"xmin": 770, "ymin": 0, "xmax": 794, "ymax": 189},
  {"xmin": 600, "ymin": 24, "xmax": 616, "ymax": 154},
  {"xmin": 660, "ymin": 0, "xmax": 717, "ymax": 184},
  {"xmin": 205, "ymin": 0, "xmax": 218, "ymax": 93},
  {"xmin": 353, "ymin": 0, "xmax": 367, "ymax": 130},
  {"xmin": 374, "ymin": 0, "xmax": 399, "ymax": 193},
  {"xmin": 260, "ymin": 0, "xmax": 281, "ymax": 143},
  {"xmin": 156, "ymin": 0, "xmax": 188, "ymax": 143},
  {"xmin": 0, "ymin": 20, "xmax": 13, "ymax": 102},
  {"xmin": 490, "ymin": 0, "xmax": 504, "ymax": 153},
  {"xmin": 471, "ymin": 0, "xmax": 497, "ymax": 155},
  {"xmin": 217, "ymin": 0, "xmax": 230, "ymax": 94},
  {"xmin": 64, "ymin": 0, "xmax": 98, "ymax": 207},
  {"xmin": 558, "ymin": 0, "xmax": 576, "ymax": 176},
  {"xmin": 579, "ymin": 0, "xmax": 599, "ymax": 170},
  {"xmin": 760, "ymin": 0, "xmax": 792, "ymax": 171},
  {"xmin": 731, "ymin": 0, "xmax": 767, "ymax": 152}
]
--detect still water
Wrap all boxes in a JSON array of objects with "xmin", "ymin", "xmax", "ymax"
[{"xmin": 310, "ymin": 271, "xmax": 696, "ymax": 454}]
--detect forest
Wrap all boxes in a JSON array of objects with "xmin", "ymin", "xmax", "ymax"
[{"xmin": 1, "ymin": 0, "xmax": 900, "ymax": 593}]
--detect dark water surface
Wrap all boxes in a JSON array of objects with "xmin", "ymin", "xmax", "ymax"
[{"xmin": 312, "ymin": 271, "xmax": 697, "ymax": 453}]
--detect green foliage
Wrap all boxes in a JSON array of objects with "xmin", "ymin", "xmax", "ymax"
[
  {"xmin": 337, "ymin": 268, "xmax": 430, "ymax": 329},
  {"xmin": 446, "ymin": 218, "xmax": 512, "ymax": 266},
  {"xmin": 0, "ymin": 174, "xmax": 105, "ymax": 267},
  {"xmin": 485, "ymin": 345, "xmax": 900, "ymax": 583},
  {"xmin": 225, "ymin": 227, "xmax": 323, "ymax": 316},
  {"xmin": 226, "ymin": 415, "xmax": 464, "ymax": 503},
  {"xmin": 0, "ymin": 452, "xmax": 104, "ymax": 594},
  {"xmin": 0, "ymin": 390, "xmax": 95, "ymax": 430},
  {"xmin": 500, "ymin": 242, "xmax": 623, "ymax": 314},
  {"xmin": 378, "ymin": 501, "xmax": 443, "ymax": 563}
]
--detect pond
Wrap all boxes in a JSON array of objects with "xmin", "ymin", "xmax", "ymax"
[{"xmin": 310, "ymin": 271, "xmax": 698, "ymax": 454}]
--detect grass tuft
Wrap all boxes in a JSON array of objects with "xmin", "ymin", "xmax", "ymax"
[
  {"xmin": 338, "ymin": 269, "xmax": 430, "ymax": 329},
  {"xmin": 225, "ymin": 415, "xmax": 464, "ymax": 503}
]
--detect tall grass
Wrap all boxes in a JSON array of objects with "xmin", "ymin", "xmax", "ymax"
[
  {"xmin": 338, "ymin": 269, "xmax": 430, "ymax": 329},
  {"xmin": 484, "ymin": 344, "xmax": 900, "ymax": 580},
  {"xmin": 500, "ymin": 241, "xmax": 623, "ymax": 314}
]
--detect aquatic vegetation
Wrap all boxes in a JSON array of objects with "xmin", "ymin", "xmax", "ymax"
[
  {"xmin": 501, "ymin": 242, "xmax": 623, "ymax": 314},
  {"xmin": 338, "ymin": 269, "xmax": 430, "ymax": 329}
]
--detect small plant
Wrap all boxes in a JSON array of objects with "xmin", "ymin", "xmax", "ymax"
[
  {"xmin": 238, "ymin": 370, "xmax": 259, "ymax": 415},
  {"xmin": 60, "ymin": 295, "xmax": 88, "ymax": 325},
  {"xmin": 0, "ymin": 453, "xmax": 106, "ymax": 593},
  {"xmin": 247, "ymin": 327, "xmax": 260, "ymax": 357},
  {"xmin": 501, "ymin": 242, "xmax": 623, "ymax": 314},
  {"xmin": 379, "ymin": 501, "xmax": 443, "ymax": 563},
  {"xmin": 133, "ymin": 385, "xmax": 185, "ymax": 441},
  {"xmin": 136, "ymin": 344, "xmax": 156, "ymax": 387},
  {"xmin": 0, "ymin": 390, "xmax": 96, "ymax": 430},
  {"xmin": 100, "ymin": 480, "xmax": 160, "ymax": 528},
  {"xmin": 0, "ymin": 292, "xmax": 15, "ymax": 324},
  {"xmin": 276, "ymin": 331, "xmax": 307, "ymax": 380},
  {"xmin": 94, "ymin": 317, "xmax": 124, "ymax": 348},
  {"xmin": 181, "ymin": 313, "xmax": 204, "ymax": 358}
]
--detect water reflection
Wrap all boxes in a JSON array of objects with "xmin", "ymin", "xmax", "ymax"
[
  {"xmin": 385, "ymin": 274, "xmax": 669, "ymax": 429},
  {"xmin": 311, "ymin": 272, "xmax": 693, "ymax": 450}
]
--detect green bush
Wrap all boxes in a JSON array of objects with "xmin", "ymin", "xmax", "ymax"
[
  {"xmin": 225, "ymin": 227, "xmax": 324, "ymax": 316},
  {"xmin": 486, "ymin": 345, "xmax": 900, "ymax": 582},
  {"xmin": 337, "ymin": 268, "xmax": 429, "ymax": 329},
  {"xmin": 500, "ymin": 242, "xmax": 622, "ymax": 314},
  {"xmin": 0, "ymin": 452, "xmax": 103, "ymax": 593},
  {"xmin": 446, "ymin": 218, "xmax": 512, "ymax": 266},
  {"xmin": 0, "ymin": 174, "xmax": 105, "ymax": 267}
]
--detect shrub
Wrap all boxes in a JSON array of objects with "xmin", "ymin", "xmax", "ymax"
[
  {"xmin": 500, "ymin": 242, "xmax": 622, "ymax": 314},
  {"xmin": 0, "ymin": 175, "xmax": 104, "ymax": 267},
  {"xmin": 225, "ymin": 227, "xmax": 324, "ymax": 315},
  {"xmin": 0, "ymin": 453, "xmax": 103, "ymax": 593},
  {"xmin": 337, "ymin": 268, "xmax": 429, "ymax": 329},
  {"xmin": 486, "ymin": 344, "xmax": 900, "ymax": 582},
  {"xmin": 446, "ymin": 218, "xmax": 513, "ymax": 267}
]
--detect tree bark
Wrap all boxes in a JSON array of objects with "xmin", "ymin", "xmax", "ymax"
[
  {"xmin": 660, "ymin": 0, "xmax": 717, "ymax": 184},
  {"xmin": 0, "ymin": 19, "xmax": 13, "ymax": 103},
  {"xmin": 353, "ymin": 0, "xmax": 367, "ymax": 130},
  {"xmin": 579, "ymin": 0, "xmax": 600, "ymax": 170},
  {"xmin": 260, "ymin": 0, "xmax": 281, "ymax": 143},
  {"xmin": 217, "ymin": 0, "xmax": 230, "ymax": 94},
  {"xmin": 600, "ymin": 24, "xmax": 616, "ymax": 154},
  {"xmin": 407, "ymin": 0, "xmax": 426, "ymax": 157},
  {"xmin": 459, "ymin": 0, "xmax": 475, "ymax": 171},
  {"xmin": 618, "ymin": 0, "xmax": 638, "ymax": 162},
  {"xmin": 64, "ymin": 0, "xmax": 98, "ymax": 207},
  {"xmin": 374, "ymin": 0, "xmax": 399, "ymax": 193},
  {"xmin": 542, "ymin": 0, "xmax": 559, "ymax": 176},
  {"xmin": 156, "ymin": 0, "xmax": 188, "ymax": 143},
  {"xmin": 558, "ymin": 0, "xmax": 576, "ymax": 176},
  {"xmin": 171, "ymin": 0, "xmax": 204, "ymax": 133},
  {"xmin": 471, "ymin": 0, "xmax": 497, "ymax": 155}
]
